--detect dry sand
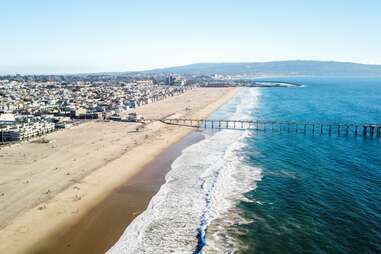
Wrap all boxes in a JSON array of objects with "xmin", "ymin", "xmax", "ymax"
[
  {"xmin": 32, "ymin": 132, "xmax": 204, "ymax": 254},
  {"xmin": 0, "ymin": 87, "xmax": 238, "ymax": 254}
]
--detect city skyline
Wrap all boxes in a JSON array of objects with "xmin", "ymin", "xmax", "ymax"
[{"xmin": 1, "ymin": 0, "xmax": 381, "ymax": 74}]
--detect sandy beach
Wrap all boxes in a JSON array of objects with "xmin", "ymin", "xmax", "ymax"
[
  {"xmin": 32, "ymin": 131, "xmax": 205, "ymax": 254},
  {"xmin": 0, "ymin": 87, "xmax": 238, "ymax": 254}
]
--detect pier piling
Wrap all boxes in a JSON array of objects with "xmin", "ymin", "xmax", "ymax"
[
  {"xmin": 158, "ymin": 118, "xmax": 380, "ymax": 139},
  {"xmin": 370, "ymin": 126, "xmax": 375, "ymax": 137}
]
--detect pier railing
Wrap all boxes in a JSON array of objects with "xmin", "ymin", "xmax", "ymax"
[{"xmin": 155, "ymin": 118, "xmax": 381, "ymax": 138}]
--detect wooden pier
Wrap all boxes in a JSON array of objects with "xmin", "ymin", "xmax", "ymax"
[{"xmin": 156, "ymin": 119, "xmax": 381, "ymax": 138}]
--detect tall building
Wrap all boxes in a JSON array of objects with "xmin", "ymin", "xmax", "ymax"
[{"xmin": 166, "ymin": 75, "xmax": 175, "ymax": 86}]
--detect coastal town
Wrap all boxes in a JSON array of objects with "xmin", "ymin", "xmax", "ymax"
[
  {"xmin": 0, "ymin": 72, "xmax": 303, "ymax": 143},
  {"xmin": 0, "ymin": 74, "xmax": 192, "ymax": 143}
]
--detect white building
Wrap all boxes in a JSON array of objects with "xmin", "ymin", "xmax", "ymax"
[{"xmin": 0, "ymin": 113, "xmax": 16, "ymax": 126}]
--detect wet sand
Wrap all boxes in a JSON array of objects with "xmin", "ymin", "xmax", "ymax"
[
  {"xmin": 31, "ymin": 132, "xmax": 204, "ymax": 254},
  {"xmin": 0, "ymin": 87, "xmax": 238, "ymax": 254}
]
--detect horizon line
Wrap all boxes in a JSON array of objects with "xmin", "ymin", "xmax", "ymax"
[{"xmin": 1, "ymin": 59, "xmax": 381, "ymax": 76}]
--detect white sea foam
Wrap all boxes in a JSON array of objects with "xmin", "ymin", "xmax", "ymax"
[{"xmin": 107, "ymin": 88, "xmax": 262, "ymax": 254}]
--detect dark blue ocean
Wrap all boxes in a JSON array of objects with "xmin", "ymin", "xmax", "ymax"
[
  {"xmin": 225, "ymin": 77, "xmax": 381, "ymax": 254},
  {"xmin": 109, "ymin": 77, "xmax": 381, "ymax": 254}
]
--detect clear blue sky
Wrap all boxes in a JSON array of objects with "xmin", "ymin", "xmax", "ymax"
[{"xmin": 1, "ymin": 0, "xmax": 381, "ymax": 74}]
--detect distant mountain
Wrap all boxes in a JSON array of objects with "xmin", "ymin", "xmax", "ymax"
[{"xmin": 143, "ymin": 60, "xmax": 381, "ymax": 76}]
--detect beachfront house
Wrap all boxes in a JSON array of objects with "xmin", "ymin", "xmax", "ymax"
[
  {"xmin": 0, "ymin": 113, "xmax": 16, "ymax": 126},
  {"xmin": 127, "ymin": 113, "xmax": 143, "ymax": 122}
]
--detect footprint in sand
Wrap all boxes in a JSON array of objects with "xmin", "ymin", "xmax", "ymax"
[
  {"xmin": 73, "ymin": 194, "xmax": 82, "ymax": 201},
  {"xmin": 37, "ymin": 203, "xmax": 47, "ymax": 210}
]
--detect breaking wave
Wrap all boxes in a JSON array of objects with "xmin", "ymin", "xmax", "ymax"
[{"xmin": 107, "ymin": 88, "xmax": 262, "ymax": 254}]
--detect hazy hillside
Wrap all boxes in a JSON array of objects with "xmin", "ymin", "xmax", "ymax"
[{"xmin": 143, "ymin": 60, "xmax": 381, "ymax": 76}]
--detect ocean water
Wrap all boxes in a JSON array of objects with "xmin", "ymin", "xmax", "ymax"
[{"xmin": 108, "ymin": 77, "xmax": 381, "ymax": 254}]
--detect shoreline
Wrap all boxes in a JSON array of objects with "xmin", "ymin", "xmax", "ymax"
[
  {"xmin": 31, "ymin": 131, "xmax": 205, "ymax": 254},
  {"xmin": 0, "ymin": 87, "xmax": 238, "ymax": 254}
]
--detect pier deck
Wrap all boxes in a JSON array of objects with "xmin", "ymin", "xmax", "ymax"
[{"xmin": 154, "ymin": 118, "xmax": 381, "ymax": 138}]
